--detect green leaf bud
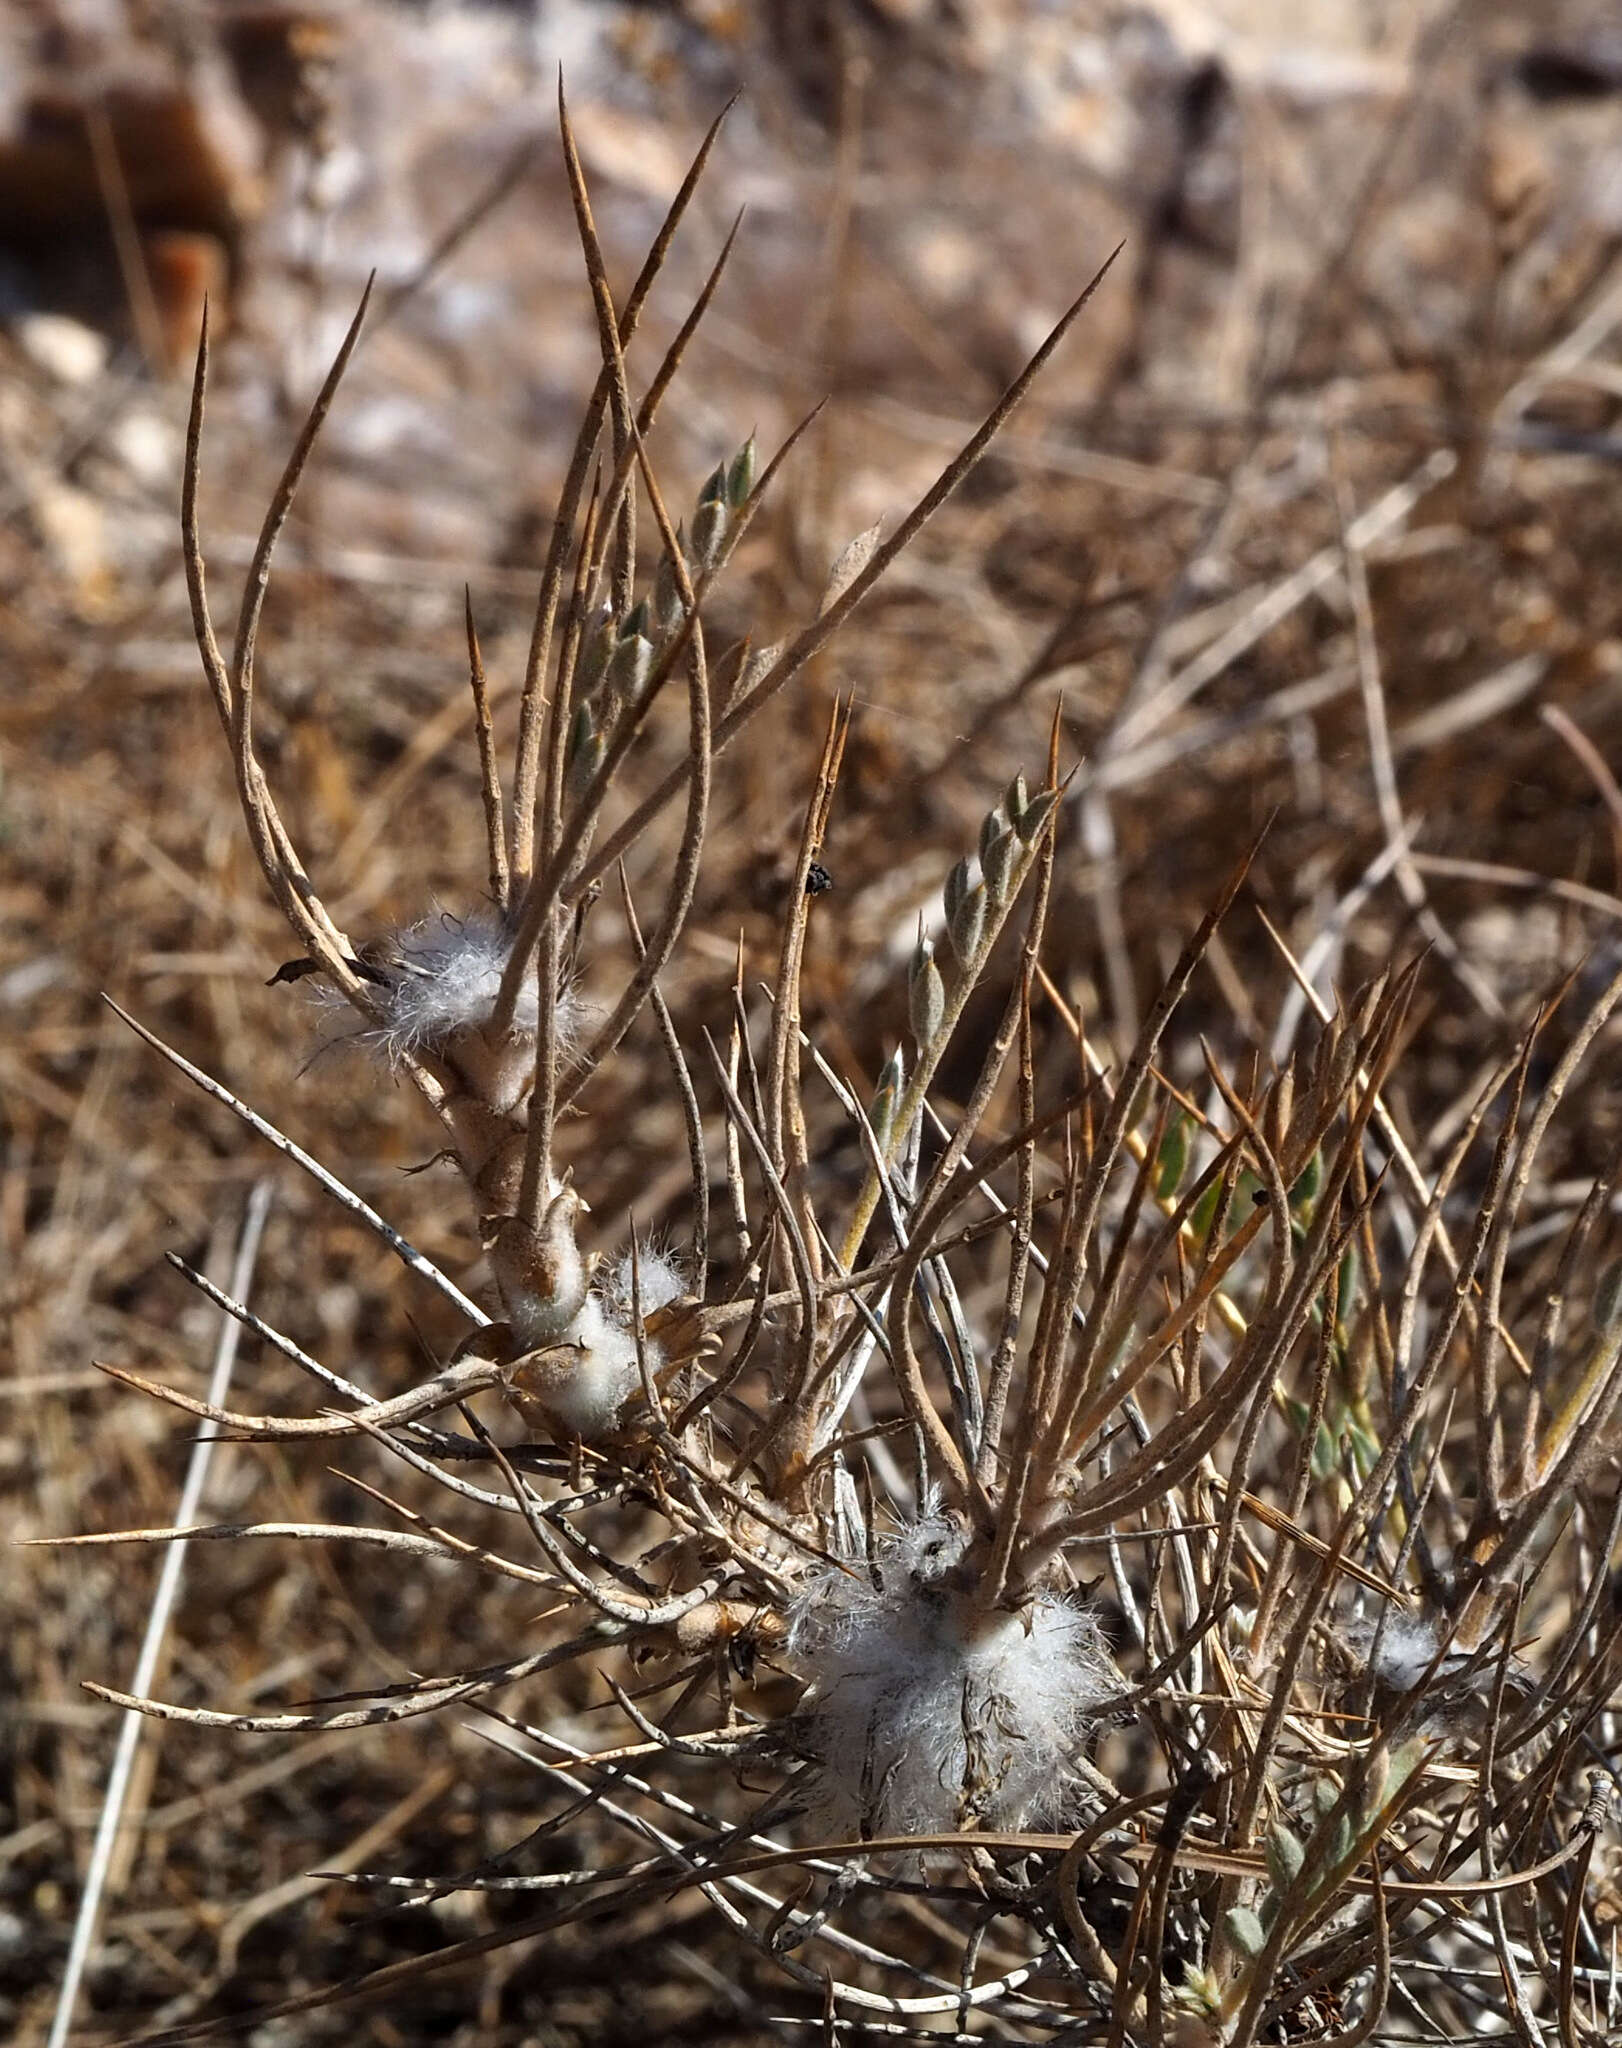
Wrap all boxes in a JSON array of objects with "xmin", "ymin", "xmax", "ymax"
[
  {"xmin": 652, "ymin": 532, "xmax": 687, "ymax": 635},
  {"xmin": 871, "ymin": 1047, "xmax": 905, "ymax": 1151},
  {"xmin": 908, "ymin": 936, "xmax": 945, "ymax": 1048},
  {"xmin": 1595, "ymin": 1256, "xmax": 1622, "ymax": 1335},
  {"xmin": 1155, "ymin": 1114, "xmax": 1190, "ymax": 1200},
  {"xmin": 944, "ymin": 855, "xmax": 972, "ymax": 929},
  {"xmin": 948, "ymin": 880, "xmax": 987, "ymax": 966},
  {"xmin": 691, "ymin": 493, "xmax": 728, "ymax": 572},
  {"xmin": 606, "ymin": 630, "xmax": 655, "ymax": 707},
  {"xmin": 1014, "ymin": 786, "xmax": 1059, "ymax": 845},
  {"xmin": 565, "ymin": 703, "xmax": 604, "ymax": 800},
  {"xmin": 1223, "ymin": 1906, "xmax": 1267, "ymax": 1960},
  {"xmin": 982, "ymin": 825, "xmax": 1017, "ymax": 901},
  {"xmin": 1265, "ymin": 1823, "xmax": 1304, "ymax": 1894},
  {"xmin": 726, "ymin": 436, "xmax": 757, "ymax": 509}
]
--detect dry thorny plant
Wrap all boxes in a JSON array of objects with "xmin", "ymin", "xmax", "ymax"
[{"xmin": 46, "ymin": 90, "xmax": 1622, "ymax": 2048}]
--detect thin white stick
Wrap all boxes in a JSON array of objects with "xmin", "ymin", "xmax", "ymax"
[
  {"xmin": 49, "ymin": 1179, "xmax": 274, "ymax": 2048},
  {"xmin": 107, "ymin": 998, "xmax": 486, "ymax": 1325}
]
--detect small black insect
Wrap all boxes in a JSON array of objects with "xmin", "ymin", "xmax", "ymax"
[
  {"xmin": 805, "ymin": 862, "xmax": 834, "ymax": 896},
  {"xmin": 267, "ymin": 957, "xmax": 322, "ymax": 988},
  {"xmin": 267, "ymin": 953, "xmax": 390, "ymax": 989}
]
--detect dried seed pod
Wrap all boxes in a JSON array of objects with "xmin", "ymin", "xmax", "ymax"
[
  {"xmin": 908, "ymin": 935, "xmax": 945, "ymax": 1048},
  {"xmin": 737, "ymin": 640, "xmax": 783, "ymax": 696},
  {"xmin": 787, "ymin": 1516, "xmax": 1119, "ymax": 1837},
  {"xmin": 487, "ymin": 1184, "xmax": 590, "ymax": 1348},
  {"xmin": 820, "ymin": 521, "xmax": 882, "ymax": 616}
]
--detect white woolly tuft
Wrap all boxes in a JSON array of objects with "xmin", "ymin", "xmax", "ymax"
[
  {"xmin": 526, "ymin": 1296, "xmax": 650, "ymax": 1441},
  {"xmin": 601, "ymin": 1241, "xmax": 687, "ymax": 1321},
  {"xmin": 517, "ymin": 1255, "xmax": 682, "ymax": 1442},
  {"xmin": 788, "ymin": 1513, "xmax": 1117, "ymax": 1838},
  {"xmin": 1343, "ymin": 1610, "xmax": 1452, "ymax": 1693},
  {"xmin": 1338, "ymin": 1605, "xmax": 1534, "ymax": 1713},
  {"xmin": 323, "ymin": 910, "xmax": 584, "ymax": 1103},
  {"xmin": 371, "ymin": 910, "xmax": 540, "ymax": 1054}
]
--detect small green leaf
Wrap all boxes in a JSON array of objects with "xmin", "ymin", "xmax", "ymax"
[
  {"xmin": 691, "ymin": 494, "xmax": 728, "ymax": 571},
  {"xmin": 1223, "ymin": 1906, "xmax": 1267, "ymax": 1959},
  {"xmin": 948, "ymin": 882, "xmax": 987, "ymax": 966},
  {"xmin": 1014, "ymin": 786, "xmax": 1059, "ymax": 845},
  {"xmin": 870, "ymin": 1048, "xmax": 905, "ymax": 1151},
  {"xmin": 981, "ymin": 826, "xmax": 1017, "ymax": 902},
  {"xmin": 1595, "ymin": 1257, "xmax": 1622, "ymax": 1335},
  {"xmin": 1265, "ymin": 1823, "xmax": 1304, "ymax": 1893},
  {"xmin": 908, "ymin": 938, "xmax": 945, "ymax": 1049},
  {"xmin": 1346, "ymin": 1418, "xmax": 1381, "ymax": 1479},
  {"xmin": 1336, "ymin": 1246, "xmax": 1360, "ymax": 1327},
  {"xmin": 1155, "ymin": 1114, "xmax": 1191, "ymax": 1200},
  {"xmin": 725, "ymin": 436, "xmax": 757, "ymax": 509}
]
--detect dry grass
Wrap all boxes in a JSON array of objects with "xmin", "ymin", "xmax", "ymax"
[{"xmin": 7, "ymin": 5, "xmax": 1622, "ymax": 2044}]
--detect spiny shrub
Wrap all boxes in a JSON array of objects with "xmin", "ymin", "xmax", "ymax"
[{"xmin": 63, "ymin": 87, "xmax": 1622, "ymax": 2048}]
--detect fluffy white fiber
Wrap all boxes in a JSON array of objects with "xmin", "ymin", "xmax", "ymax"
[
  {"xmin": 599, "ymin": 1243, "xmax": 687, "ymax": 1322},
  {"xmin": 788, "ymin": 1512, "xmax": 1117, "ymax": 1838},
  {"xmin": 346, "ymin": 910, "xmax": 584, "ymax": 1096},
  {"xmin": 522, "ymin": 1295, "xmax": 650, "ymax": 1440},
  {"xmin": 1338, "ymin": 1604, "xmax": 1535, "ymax": 1722},
  {"xmin": 517, "ymin": 1242, "xmax": 688, "ymax": 1442},
  {"xmin": 1342, "ymin": 1610, "xmax": 1453, "ymax": 1693},
  {"xmin": 375, "ymin": 910, "xmax": 534, "ymax": 1049}
]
